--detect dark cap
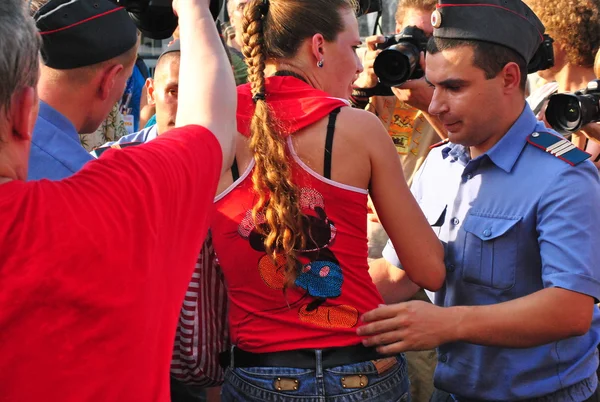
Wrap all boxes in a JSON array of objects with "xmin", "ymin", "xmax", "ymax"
[
  {"xmin": 431, "ymin": 0, "xmax": 545, "ymax": 63},
  {"xmin": 158, "ymin": 39, "xmax": 181, "ymax": 62},
  {"xmin": 34, "ymin": 0, "xmax": 138, "ymax": 70}
]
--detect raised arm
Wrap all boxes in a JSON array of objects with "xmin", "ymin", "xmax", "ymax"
[{"xmin": 174, "ymin": 0, "xmax": 236, "ymax": 173}]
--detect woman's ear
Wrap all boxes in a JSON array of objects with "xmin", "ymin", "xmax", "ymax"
[{"xmin": 311, "ymin": 33, "xmax": 326, "ymax": 64}]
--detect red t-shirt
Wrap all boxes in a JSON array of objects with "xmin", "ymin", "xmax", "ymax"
[{"xmin": 0, "ymin": 126, "xmax": 221, "ymax": 401}]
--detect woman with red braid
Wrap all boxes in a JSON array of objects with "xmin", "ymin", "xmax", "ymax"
[{"xmin": 210, "ymin": 0, "xmax": 446, "ymax": 400}]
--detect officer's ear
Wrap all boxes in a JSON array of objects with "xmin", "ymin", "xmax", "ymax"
[
  {"xmin": 500, "ymin": 61, "xmax": 522, "ymax": 94},
  {"xmin": 9, "ymin": 86, "xmax": 38, "ymax": 142},
  {"xmin": 97, "ymin": 64, "xmax": 124, "ymax": 101}
]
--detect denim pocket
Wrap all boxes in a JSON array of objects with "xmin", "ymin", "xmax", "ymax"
[
  {"xmin": 224, "ymin": 366, "xmax": 315, "ymax": 400},
  {"xmin": 462, "ymin": 213, "xmax": 521, "ymax": 290},
  {"xmin": 324, "ymin": 355, "xmax": 410, "ymax": 401}
]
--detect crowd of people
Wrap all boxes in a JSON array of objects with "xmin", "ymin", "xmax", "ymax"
[{"xmin": 0, "ymin": 0, "xmax": 600, "ymax": 401}]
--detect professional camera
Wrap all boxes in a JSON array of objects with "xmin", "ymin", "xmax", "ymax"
[
  {"xmin": 545, "ymin": 80, "xmax": 600, "ymax": 134},
  {"xmin": 527, "ymin": 34, "xmax": 555, "ymax": 74},
  {"xmin": 372, "ymin": 26, "xmax": 429, "ymax": 87},
  {"xmin": 114, "ymin": 0, "xmax": 224, "ymax": 39}
]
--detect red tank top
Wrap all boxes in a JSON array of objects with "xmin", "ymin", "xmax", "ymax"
[{"xmin": 211, "ymin": 77, "xmax": 384, "ymax": 353}]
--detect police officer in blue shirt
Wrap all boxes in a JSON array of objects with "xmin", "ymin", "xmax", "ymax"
[
  {"xmin": 358, "ymin": 1, "xmax": 600, "ymax": 401},
  {"xmin": 27, "ymin": 0, "xmax": 138, "ymax": 180}
]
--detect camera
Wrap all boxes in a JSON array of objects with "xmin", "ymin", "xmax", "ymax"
[
  {"xmin": 545, "ymin": 80, "xmax": 600, "ymax": 134},
  {"xmin": 527, "ymin": 34, "xmax": 554, "ymax": 74},
  {"xmin": 114, "ymin": 0, "xmax": 224, "ymax": 39},
  {"xmin": 372, "ymin": 26, "xmax": 429, "ymax": 87}
]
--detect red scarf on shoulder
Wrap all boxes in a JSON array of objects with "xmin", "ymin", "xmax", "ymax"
[{"xmin": 236, "ymin": 76, "xmax": 349, "ymax": 138}]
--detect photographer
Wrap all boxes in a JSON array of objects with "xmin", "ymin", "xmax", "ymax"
[
  {"xmin": 0, "ymin": 0, "xmax": 235, "ymax": 400},
  {"xmin": 525, "ymin": 0, "xmax": 600, "ymax": 168},
  {"xmin": 353, "ymin": 0, "xmax": 447, "ymax": 188}
]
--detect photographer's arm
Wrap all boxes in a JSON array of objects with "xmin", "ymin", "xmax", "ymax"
[{"xmin": 174, "ymin": 0, "xmax": 236, "ymax": 173}]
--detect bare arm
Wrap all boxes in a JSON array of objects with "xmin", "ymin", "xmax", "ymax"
[
  {"xmin": 365, "ymin": 112, "xmax": 445, "ymax": 291},
  {"xmin": 174, "ymin": 0, "xmax": 236, "ymax": 173}
]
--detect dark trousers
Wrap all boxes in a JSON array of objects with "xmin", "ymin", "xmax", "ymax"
[{"xmin": 170, "ymin": 377, "xmax": 207, "ymax": 402}]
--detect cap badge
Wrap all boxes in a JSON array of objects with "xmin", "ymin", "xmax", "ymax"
[{"xmin": 431, "ymin": 9, "xmax": 442, "ymax": 28}]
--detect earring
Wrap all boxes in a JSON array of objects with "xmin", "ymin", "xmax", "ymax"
[{"xmin": 317, "ymin": 59, "xmax": 324, "ymax": 68}]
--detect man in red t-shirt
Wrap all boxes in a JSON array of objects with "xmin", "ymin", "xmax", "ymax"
[{"xmin": 0, "ymin": 0, "xmax": 235, "ymax": 401}]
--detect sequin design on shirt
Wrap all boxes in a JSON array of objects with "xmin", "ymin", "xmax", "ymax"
[{"xmin": 237, "ymin": 187, "xmax": 359, "ymax": 329}]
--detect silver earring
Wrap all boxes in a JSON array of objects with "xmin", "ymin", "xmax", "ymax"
[{"xmin": 317, "ymin": 59, "xmax": 324, "ymax": 68}]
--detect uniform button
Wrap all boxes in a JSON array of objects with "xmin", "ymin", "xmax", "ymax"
[
  {"xmin": 440, "ymin": 354, "xmax": 448, "ymax": 363},
  {"xmin": 466, "ymin": 174, "xmax": 472, "ymax": 180},
  {"xmin": 451, "ymin": 218, "xmax": 460, "ymax": 225},
  {"xmin": 447, "ymin": 264, "xmax": 455, "ymax": 272},
  {"xmin": 483, "ymin": 229, "xmax": 492, "ymax": 237}
]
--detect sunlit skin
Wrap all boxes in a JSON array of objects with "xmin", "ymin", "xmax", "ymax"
[
  {"xmin": 269, "ymin": 8, "xmax": 363, "ymax": 101},
  {"xmin": 146, "ymin": 55, "xmax": 180, "ymax": 135},
  {"xmin": 317, "ymin": 8, "xmax": 364, "ymax": 100},
  {"xmin": 426, "ymin": 46, "xmax": 524, "ymax": 158}
]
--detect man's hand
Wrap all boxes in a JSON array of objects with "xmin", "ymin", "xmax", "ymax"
[
  {"xmin": 357, "ymin": 301, "xmax": 456, "ymax": 354},
  {"xmin": 391, "ymin": 79, "xmax": 434, "ymax": 112},
  {"xmin": 353, "ymin": 35, "xmax": 385, "ymax": 89},
  {"xmin": 579, "ymin": 122, "xmax": 600, "ymax": 142},
  {"xmin": 390, "ymin": 53, "xmax": 433, "ymax": 112}
]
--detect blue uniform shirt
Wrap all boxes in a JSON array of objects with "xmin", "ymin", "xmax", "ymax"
[
  {"xmin": 383, "ymin": 106, "xmax": 600, "ymax": 400},
  {"xmin": 28, "ymin": 101, "xmax": 93, "ymax": 180}
]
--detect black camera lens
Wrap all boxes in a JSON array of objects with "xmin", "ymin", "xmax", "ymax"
[
  {"xmin": 373, "ymin": 43, "xmax": 420, "ymax": 87},
  {"xmin": 561, "ymin": 98, "xmax": 582, "ymax": 127}
]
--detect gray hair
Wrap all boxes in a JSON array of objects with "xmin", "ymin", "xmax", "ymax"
[{"xmin": 0, "ymin": 0, "xmax": 41, "ymax": 115}]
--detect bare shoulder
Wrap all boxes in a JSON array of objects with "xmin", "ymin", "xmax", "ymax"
[{"xmin": 335, "ymin": 106, "xmax": 392, "ymax": 148}]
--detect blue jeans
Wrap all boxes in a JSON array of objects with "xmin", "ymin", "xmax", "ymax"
[{"xmin": 221, "ymin": 355, "xmax": 410, "ymax": 401}]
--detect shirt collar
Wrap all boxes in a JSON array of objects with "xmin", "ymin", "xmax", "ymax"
[
  {"xmin": 442, "ymin": 143, "xmax": 471, "ymax": 165},
  {"xmin": 484, "ymin": 105, "xmax": 539, "ymax": 173},
  {"xmin": 37, "ymin": 101, "xmax": 80, "ymax": 143},
  {"xmin": 146, "ymin": 124, "xmax": 159, "ymax": 142}
]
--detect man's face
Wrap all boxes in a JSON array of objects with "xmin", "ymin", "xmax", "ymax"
[
  {"xmin": 148, "ymin": 54, "xmax": 180, "ymax": 135},
  {"xmin": 396, "ymin": 7, "xmax": 433, "ymax": 36},
  {"xmin": 231, "ymin": 0, "xmax": 248, "ymax": 49},
  {"xmin": 426, "ymin": 45, "xmax": 505, "ymax": 149}
]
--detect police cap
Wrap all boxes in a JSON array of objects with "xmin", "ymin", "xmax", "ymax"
[
  {"xmin": 34, "ymin": 0, "xmax": 138, "ymax": 70},
  {"xmin": 431, "ymin": 0, "xmax": 545, "ymax": 63}
]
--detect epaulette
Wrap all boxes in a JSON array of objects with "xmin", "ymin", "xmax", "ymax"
[
  {"xmin": 429, "ymin": 138, "xmax": 450, "ymax": 150},
  {"xmin": 527, "ymin": 131, "xmax": 591, "ymax": 166},
  {"xmin": 90, "ymin": 141, "xmax": 144, "ymax": 158}
]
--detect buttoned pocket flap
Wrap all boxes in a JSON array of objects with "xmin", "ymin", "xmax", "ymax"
[
  {"xmin": 463, "ymin": 214, "xmax": 520, "ymax": 241},
  {"xmin": 462, "ymin": 214, "xmax": 521, "ymax": 290}
]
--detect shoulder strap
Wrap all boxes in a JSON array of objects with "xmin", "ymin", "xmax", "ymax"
[
  {"xmin": 527, "ymin": 131, "xmax": 591, "ymax": 166},
  {"xmin": 324, "ymin": 107, "xmax": 342, "ymax": 180},
  {"xmin": 231, "ymin": 157, "xmax": 240, "ymax": 182}
]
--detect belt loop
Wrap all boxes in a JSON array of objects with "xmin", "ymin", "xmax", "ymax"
[
  {"xmin": 315, "ymin": 349, "xmax": 323, "ymax": 378},
  {"xmin": 230, "ymin": 345, "xmax": 236, "ymax": 369}
]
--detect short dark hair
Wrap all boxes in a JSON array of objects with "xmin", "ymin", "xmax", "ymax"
[{"xmin": 427, "ymin": 37, "xmax": 528, "ymax": 91}]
